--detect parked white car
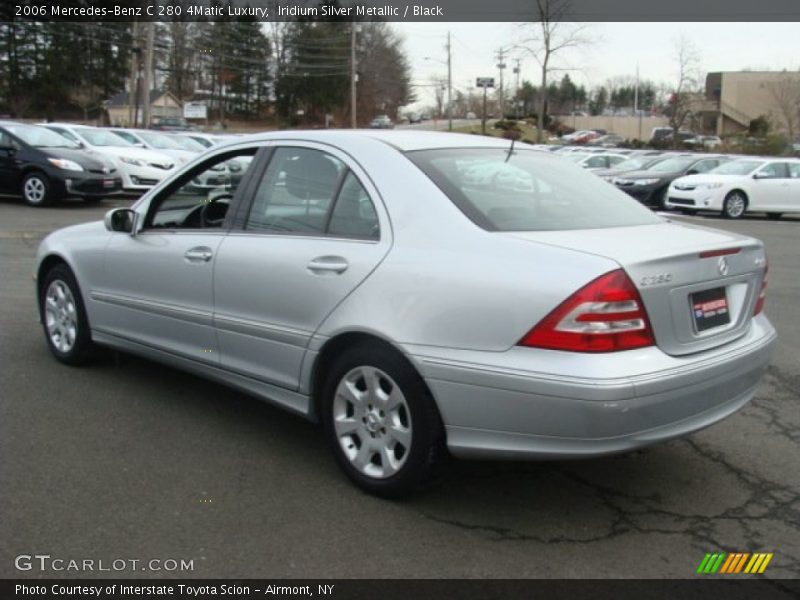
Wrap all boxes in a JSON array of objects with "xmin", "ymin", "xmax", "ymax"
[
  {"xmin": 684, "ymin": 135, "xmax": 723, "ymax": 150},
  {"xmin": 665, "ymin": 157, "xmax": 800, "ymax": 219},
  {"xmin": 43, "ymin": 124, "xmax": 176, "ymax": 192},
  {"xmin": 106, "ymin": 128, "xmax": 197, "ymax": 165}
]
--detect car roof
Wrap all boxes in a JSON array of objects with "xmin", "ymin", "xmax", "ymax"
[{"xmin": 225, "ymin": 130, "xmax": 519, "ymax": 152}]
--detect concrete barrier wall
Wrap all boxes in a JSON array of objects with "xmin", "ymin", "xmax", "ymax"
[{"xmin": 556, "ymin": 116, "xmax": 671, "ymax": 141}]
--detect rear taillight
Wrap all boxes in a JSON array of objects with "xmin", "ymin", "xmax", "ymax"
[
  {"xmin": 754, "ymin": 261, "xmax": 769, "ymax": 315},
  {"xmin": 519, "ymin": 269, "xmax": 655, "ymax": 352}
]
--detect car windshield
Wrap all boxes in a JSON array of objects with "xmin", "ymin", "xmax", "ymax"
[
  {"xmin": 409, "ymin": 148, "xmax": 662, "ymax": 232},
  {"xmin": 138, "ymin": 132, "xmax": 184, "ymax": 150},
  {"xmin": 78, "ymin": 129, "xmax": 134, "ymax": 147},
  {"xmin": 710, "ymin": 160, "xmax": 762, "ymax": 175},
  {"xmin": 647, "ymin": 157, "xmax": 696, "ymax": 172},
  {"xmin": 170, "ymin": 135, "xmax": 206, "ymax": 151},
  {"xmin": 5, "ymin": 124, "xmax": 80, "ymax": 148}
]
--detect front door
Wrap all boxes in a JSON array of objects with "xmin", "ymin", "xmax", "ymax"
[
  {"xmin": 751, "ymin": 162, "xmax": 790, "ymax": 211},
  {"xmin": 91, "ymin": 145, "xmax": 261, "ymax": 363}
]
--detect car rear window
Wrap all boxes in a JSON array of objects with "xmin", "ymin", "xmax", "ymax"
[{"xmin": 408, "ymin": 148, "xmax": 661, "ymax": 231}]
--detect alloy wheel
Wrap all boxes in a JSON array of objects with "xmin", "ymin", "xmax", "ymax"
[
  {"xmin": 725, "ymin": 193, "xmax": 746, "ymax": 218},
  {"xmin": 332, "ymin": 366, "xmax": 413, "ymax": 479},
  {"xmin": 44, "ymin": 280, "xmax": 78, "ymax": 353},
  {"xmin": 24, "ymin": 177, "xmax": 46, "ymax": 205}
]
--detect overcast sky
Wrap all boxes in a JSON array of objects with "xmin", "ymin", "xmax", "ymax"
[{"xmin": 392, "ymin": 22, "xmax": 800, "ymax": 109}]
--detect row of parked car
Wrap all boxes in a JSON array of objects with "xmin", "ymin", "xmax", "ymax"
[
  {"xmin": 547, "ymin": 144, "xmax": 800, "ymax": 219},
  {"xmin": 0, "ymin": 120, "xmax": 240, "ymax": 206}
]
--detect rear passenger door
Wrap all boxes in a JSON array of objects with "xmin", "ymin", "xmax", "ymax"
[{"xmin": 213, "ymin": 144, "xmax": 391, "ymax": 390}]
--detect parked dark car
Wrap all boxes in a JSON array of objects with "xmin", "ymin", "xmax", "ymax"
[
  {"xmin": 612, "ymin": 154, "xmax": 728, "ymax": 209},
  {"xmin": 593, "ymin": 153, "xmax": 669, "ymax": 181},
  {"xmin": 151, "ymin": 117, "xmax": 193, "ymax": 131},
  {"xmin": 0, "ymin": 122, "xmax": 122, "ymax": 206}
]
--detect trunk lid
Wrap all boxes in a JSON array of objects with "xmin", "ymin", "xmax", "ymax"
[{"xmin": 502, "ymin": 221, "xmax": 766, "ymax": 356}]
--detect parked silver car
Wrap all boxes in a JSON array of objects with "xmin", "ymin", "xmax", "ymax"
[{"xmin": 35, "ymin": 131, "xmax": 776, "ymax": 497}]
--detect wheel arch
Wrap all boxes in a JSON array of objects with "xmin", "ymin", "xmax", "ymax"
[
  {"xmin": 309, "ymin": 330, "xmax": 438, "ymax": 424},
  {"xmin": 726, "ymin": 188, "xmax": 749, "ymax": 204},
  {"xmin": 36, "ymin": 254, "xmax": 74, "ymax": 318}
]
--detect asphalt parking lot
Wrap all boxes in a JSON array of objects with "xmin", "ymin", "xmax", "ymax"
[{"xmin": 1, "ymin": 196, "xmax": 798, "ymax": 580}]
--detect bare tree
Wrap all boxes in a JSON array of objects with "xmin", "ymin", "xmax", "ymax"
[
  {"xmin": 767, "ymin": 71, "xmax": 800, "ymax": 141},
  {"xmin": 69, "ymin": 84, "xmax": 101, "ymax": 121},
  {"xmin": 666, "ymin": 36, "xmax": 702, "ymax": 146},
  {"xmin": 518, "ymin": 0, "xmax": 592, "ymax": 142}
]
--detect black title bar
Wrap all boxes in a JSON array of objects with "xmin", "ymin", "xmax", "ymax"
[{"xmin": 4, "ymin": 0, "xmax": 800, "ymax": 22}]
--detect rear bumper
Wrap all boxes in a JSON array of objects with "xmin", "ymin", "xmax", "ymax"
[{"xmin": 409, "ymin": 315, "xmax": 776, "ymax": 459}]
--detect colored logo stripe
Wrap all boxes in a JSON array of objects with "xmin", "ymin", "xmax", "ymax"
[{"xmin": 697, "ymin": 552, "xmax": 773, "ymax": 574}]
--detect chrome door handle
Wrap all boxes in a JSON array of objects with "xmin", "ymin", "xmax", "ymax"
[
  {"xmin": 185, "ymin": 247, "xmax": 213, "ymax": 262},
  {"xmin": 307, "ymin": 256, "xmax": 349, "ymax": 274}
]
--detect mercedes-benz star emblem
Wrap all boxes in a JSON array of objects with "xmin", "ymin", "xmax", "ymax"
[{"xmin": 718, "ymin": 256, "xmax": 730, "ymax": 276}]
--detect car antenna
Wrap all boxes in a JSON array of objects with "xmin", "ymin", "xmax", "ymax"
[{"xmin": 505, "ymin": 137, "xmax": 516, "ymax": 162}]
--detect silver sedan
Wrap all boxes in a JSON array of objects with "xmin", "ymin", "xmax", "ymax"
[{"xmin": 35, "ymin": 131, "xmax": 776, "ymax": 497}]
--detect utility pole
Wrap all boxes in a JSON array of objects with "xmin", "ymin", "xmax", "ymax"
[
  {"xmin": 128, "ymin": 20, "xmax": 140, "ymax": 126},
  {"xmin": 446, "ymin": 31, "xmax": 452, "ymax": 131},
  {"xmin": 513, "ymin": 59, "xmax": 521, "ymax": 119},
  {"xmin": 350, "ymin": 22, "xmax": 357, "ymax": 128},
  {"xmin": 496, "ymin": 48, "xmax": 507, "ymax": 118},
  {"xmin": 143, "ymin": 22, "xmax": 155, "ymax": 128}
]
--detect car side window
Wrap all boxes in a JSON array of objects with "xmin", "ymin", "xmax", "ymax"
[
  {"xmin": 144, "ymin": 148, "xmax": 257, "ymax": 230},
  {"xmin": 246, "ymin": 148, "xmax": 345, "ymax": 234},
  {"xmin": 789, "ymin": 163, "xmax": 800, "ymax": 178},
  {"xmin": 328, "ymin": 172, "xmax": 380, "ymax": 240},
  {"xmin": 757, "ymin": 163, "xmax": 787, "ymax": 178}
]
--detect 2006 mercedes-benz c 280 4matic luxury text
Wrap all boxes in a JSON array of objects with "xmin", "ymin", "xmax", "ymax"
[{"xmin": 35, "ymin": 131, "xmax": 776, "ymax": 496}]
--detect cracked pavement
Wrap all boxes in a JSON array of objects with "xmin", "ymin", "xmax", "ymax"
[{"xmin": 1, "ymin": 199, "xmax": 798, "ymax": 580}]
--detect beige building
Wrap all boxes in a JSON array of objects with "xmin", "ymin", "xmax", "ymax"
[
  {"xmin": 699, "ymin": 71, "xmax": 800, "ymax": 136},
  {"xmin": 104, "ymin": 89, "xmax": 182, "ymax": 127}
]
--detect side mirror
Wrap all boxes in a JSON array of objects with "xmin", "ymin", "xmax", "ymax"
[
  {"xmin": 686, "ymin": 169, "xmax": 699, "ymax": 175},
  {"xmin": 104, "ymin": 208, "xmax": 137, "ymax": 235},
  {"xmin": 752, "ymin": 172, "xmax": 768, "ymax": 179},
  {"xmin": 0, "ymin": 144, "xmax": 16, "ymax": 156}
]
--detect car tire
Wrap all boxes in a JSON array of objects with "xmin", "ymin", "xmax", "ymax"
[
  {"xmin": 40, "ymin": 263, "xmax": 94, "ymax": 365},
  {"xmin": 320, "ymin": 342, "xmax": 446, "ymax": 498},
  {"xmin": 22, "ymin": 171, "xmax": 52, "ymax": 207},
  {"xmin": 766, "ymin": 212, "xmax": 783, "ymax": 220},
  {"xmin": 722, "ymin": 191, "xmax": 747, "ymax": 219}
]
